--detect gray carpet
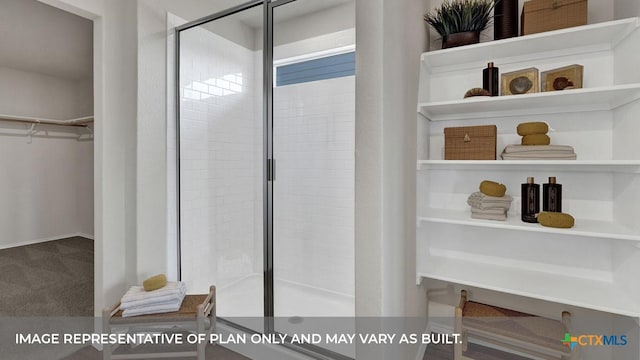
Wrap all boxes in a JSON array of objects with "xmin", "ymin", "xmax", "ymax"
[
  {"xmin": 61, "ymin": 344, "xmax": 250, "ymax": 360},
  {"xmin": 0, "ymin": 236, "xmax": 94, "ymax": 316}
]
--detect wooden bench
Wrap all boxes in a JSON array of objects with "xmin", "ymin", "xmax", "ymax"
[
  {"xmin": 455, "ymin": 290, "xmax": 575, "ymax": 360},
  {"xmin": 102, "ymin": 285, "xmax": 216, "ymax": 360}
]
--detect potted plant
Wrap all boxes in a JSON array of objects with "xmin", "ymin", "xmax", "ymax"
[{"xmin": 424, "ymin": 0, "xmax": 497, "ymax": 49}]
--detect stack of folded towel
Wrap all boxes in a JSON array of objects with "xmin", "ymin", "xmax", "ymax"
[
  {"xmin": 501, "ymin": 122, "xmax": 576, "ymax": 160},
  {"xmin": 120, "ymin": 280, "xmax": 186, "ymax": 317},
  {"xmin": 501, "ymin": 144, "xmax": 577, "ymax": 160},
  {"xmin": 467, "ymin": 180, "xmax": 513, "ymax": 221}
]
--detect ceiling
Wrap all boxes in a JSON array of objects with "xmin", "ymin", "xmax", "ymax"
[
  {"xmin": 234, "ymin": 0, "xmax": 354, "ymax": 28},
  {"xmin": 0, "ymin": 0, "xmax": 92, "ymax": 81}
]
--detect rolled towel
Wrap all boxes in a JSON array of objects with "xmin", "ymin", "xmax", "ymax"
[
  {"xmin": 143, "ymin": 274, "xmax": 167, "ymax": 291},
  {"xmin": 517, "ymin": 122, "xmax": 548, "ymax": 136},
  {"xmin": 479, "ymin": 180, "xmax": 506, "ymax": 197},
  {"xmin": 521, "ymin": 134, "xmax": 551, "ymax": 145},
  {"xmin": 538, "ymin": 212, "xmax": 575, "ymax": 228}
]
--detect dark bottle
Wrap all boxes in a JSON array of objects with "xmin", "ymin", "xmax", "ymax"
[
  {"xmin": 521, "ymin": 177, "xmax": 540, "ymax": 223},
  {"xmin": 483, "ymin": 62, "xmax": 499, "ymax": 96},
  {"xmin": 494, "ymin": 0, "xmax": 519, "ymax": 40},
  {"xmin": 543, "ymin": 176, "xmax": 562, "ymax": 212}
]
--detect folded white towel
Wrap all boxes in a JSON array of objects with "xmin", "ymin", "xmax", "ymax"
[
  {"xmin": 471, "ymin": 207, "xmax": 507, "ymax": 216},
  {"xmin": 121, "ymin": 292, "xmax": 185, "ymax": 310},
  {"xmin": 467, "ymin": 192, "xmax": 513, "ymax": 210},
  {"xmin": 121, "ymin": 281, "xmax": 186, "ymax": 303},
  {"xmin": 502, "ymin": 144, "xmax": 575, "ymax": 154},
  {"xmin": 120, "ymin": 282, "xmax": 186, "ymax": 311},
  {"xmin": 122, "ymin": 298, "xmax": 184, "ymax": 317}
]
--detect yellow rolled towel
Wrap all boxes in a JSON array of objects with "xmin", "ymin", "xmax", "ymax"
[
  {"xmin": 479, "ymin": 180, "xmax": 507, "ymax": 197},
  {"xmin": 521, "ymin": 134, "xmax": 551, "ymax": 145},
  {"xmin": 517, "ymin": 122, "xmax": 548, "ymax": 136},
  {"xmin": 538, "ymin": 212, "xmax": 575, "ymax": 228},
  {"xmin": 143, "ymin": 274, "xmax": 167, "ymax": 291}
]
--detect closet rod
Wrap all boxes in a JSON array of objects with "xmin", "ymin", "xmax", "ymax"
[{"xmin": 0, "ymin": 114, "xmax": 94, "ymax": 127}]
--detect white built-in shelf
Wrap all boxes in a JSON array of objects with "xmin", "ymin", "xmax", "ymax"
[
  {"xmin": 421, "ymin": 17, "xmax": 639, "ymax": 72},
  {"xmin": 418, "ymin": 84, "xmax": 640, "ymax": 121},
  {"xmin": 418, "ymin": 208, "xmax": 640, "ymax": 242},
  {"xmin": 417, "ymin": 255, "xmax": 640, "ymax": 317},
  {"xmin": 417, "ymin": 160, "xmax": 640, "ymax": 173}
]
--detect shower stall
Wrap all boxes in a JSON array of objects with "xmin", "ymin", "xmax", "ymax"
[{"xmin": 176, "ymin": 0, "xmax": 355, "ymax": 357}]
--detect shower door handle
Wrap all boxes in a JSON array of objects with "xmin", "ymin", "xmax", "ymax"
[{"xmin": 268, "ymin": 158, "xmax": 276, "ymax": 182}]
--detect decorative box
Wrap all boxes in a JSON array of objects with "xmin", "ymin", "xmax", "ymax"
[
  {"xmin": 444, "ymin": 125, "xmax": 497, "ymax": 160},
  {"xmin": 521, "ymin": 0, "xmax": 588, "ymax": 36}
]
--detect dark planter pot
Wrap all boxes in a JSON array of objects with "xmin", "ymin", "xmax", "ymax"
[{"xmin": 442, "ymin": 31, "xmax": 480, "ymax": 49}]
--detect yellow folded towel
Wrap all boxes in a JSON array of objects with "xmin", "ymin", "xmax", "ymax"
[{"xmin": 143, "ymin": 274, "xmax": 167, "ymax": 291}]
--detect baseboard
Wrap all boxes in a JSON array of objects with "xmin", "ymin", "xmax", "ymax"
[{"xmin": 0, "ymin": 232, "xmax": 95, "ymax": 250}]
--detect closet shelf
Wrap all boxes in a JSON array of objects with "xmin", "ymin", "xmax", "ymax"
[
  {"xmin": 420, "ymin": 17, "xmax": 639, "ymax": 72},
  {"xmin": 418, "ymin": 84, "xmax": 640, "ymax": 121},
  {"xmin": 0, "ymin": 114, "xmax": 94, "ymax": 127},
  {"xmin": 417, "ymin": 208, "xmax": 640, "ymax": 242},
  {"xmin": 416, "ymin": 255, "xmax": 640, "ymax": 317},
  {"xmin": 417, "ymin": 160, "xmax": 640, "ymax": 173}
]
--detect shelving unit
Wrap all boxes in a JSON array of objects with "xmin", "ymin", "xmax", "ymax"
[
  {"xmin": 418, "ymin": 209, "xmax": 640, "ymax": 242},
  {"xmin": 417, "ymin": 160, "xmax": 640, "ymax": 172},
  {"xmin": 416, "ymin": 16, "xmax": 640, "ymax": 327},
  {"xmin": 418, "ymin": 84, "xmax": 640, "ymax": 121}
]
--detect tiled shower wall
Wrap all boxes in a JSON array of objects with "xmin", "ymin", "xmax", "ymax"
[
  {"xmin": 179, "ymin": 26, "xmax": 262, "ymax": 292},
  {"xmin": 179, "ymin": 26, "xmax": 354, "ymax": 302},
  {"xmin": 274, "ymin": 76, "xmax": 355, "ymax": 297}
]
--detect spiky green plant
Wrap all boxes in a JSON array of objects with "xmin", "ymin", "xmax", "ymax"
[{"xmin": 424, "ymin": 0, "xmax": 497, "ymax": 37}]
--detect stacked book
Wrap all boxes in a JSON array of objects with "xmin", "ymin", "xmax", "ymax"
[{"xmin": 501, "ymin": 144, "xmax": 577, "ymax": 160}]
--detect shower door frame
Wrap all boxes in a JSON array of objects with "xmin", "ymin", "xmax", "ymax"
[{"xmin": 175, "ymin": 1, "xmax": 353, "ymax": 359}]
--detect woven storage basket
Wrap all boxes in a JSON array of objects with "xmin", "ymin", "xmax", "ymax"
[
  {"xmin": 521, "ymin": 0, "xmax": 587, "ymax": 35},
  {"xmin": 444, "ymin": 125, "xmax": 497, "ymax": 160}
]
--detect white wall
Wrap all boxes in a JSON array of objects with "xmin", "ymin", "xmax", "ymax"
[
  {"xmin": 0, "ymin": 67, "xmax": 91, "ymax": 120},
  {"xmin": 0, "ymin": 54, "xmax": 94, "ymax": 249},
  {"xmin": 273, "ymin": 75, "xmax": 355, "ymax": 297},
  {"xmin": 0, "ymin": 127, "xmax": 93, "ymax": 248}
]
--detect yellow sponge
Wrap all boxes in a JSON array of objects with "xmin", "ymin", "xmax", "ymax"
[
  {"xmin": 521, "ymin": 134, "xmax": 551, "ymax": 145},
  {"xmin": 538, "ymin": 212, "xmax": 575, "ymax": 228},
  {"xmin": 143, "ymin": 274, "xmax": 167, "ymax": 291},
  {"xmin": 517, "ymin": 122, "xmax": 548, "ymax": 136},
  {"xmin": 479, "ymin": 180, "xmax": 507, "ymax": 197}
]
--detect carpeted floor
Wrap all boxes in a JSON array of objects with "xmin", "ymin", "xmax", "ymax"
[
  {"xmin": 0, "ymin": 236, "xmax": 94, "ymax": 316},
  {"xmin": 61, "ymin": 344, "xmax": 250, "ymax": 360}
]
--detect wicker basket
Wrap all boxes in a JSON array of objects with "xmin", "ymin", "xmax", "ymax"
[
  {"xmin": 444, "ymin": 125, "xmax": 497, "ymax": 160},
  {"xmin": 521, "ymin": 0, "xmax": 588, "ymax": 36}
]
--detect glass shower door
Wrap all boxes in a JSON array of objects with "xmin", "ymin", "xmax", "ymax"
[
  {"xmin": 271, "ymin": 0, "xmax": 356, "ymax": 357},
  {"xmin": 178, "ymin": 4, "xmax": 264, "ymax": 322}
]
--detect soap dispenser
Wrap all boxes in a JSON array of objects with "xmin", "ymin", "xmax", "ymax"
[
  {"xmin": 521, "ymin": 177, "xmax": 540, "ymax": 223},
  {"xmin": 543, "ymin": 176, "xmax": 562, "ymax": 212},
  {"xmin": 483, "ymin": 62, "xmax": 499, "ymax": 96}
]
